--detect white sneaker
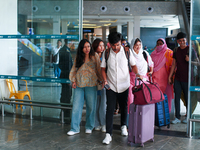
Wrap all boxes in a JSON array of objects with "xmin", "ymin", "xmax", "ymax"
[
  {"xmin": 171, "ymin": 118, "xmax": 181, "ymax": 124},
  {"xmin": 182, "ymin": 118, "xmax": 187, "ymax": 124},
  {"xmin": 67, "ymin": 130, "xmax": 79, "ymax": 136},
  {"xmin": 121, "ymin": 125, "xmax": 128, "ymax": 136},
  {"xmin": 101, "ymin": 125, "xmax": 106, "ymax": 132},
  {"xmin": 95, "ymin": 126, "xmax": 101, "ymax": 131},
  {"xmin": 85, "ymin": 129, "xmax": 92, "ymax": 134},
  {"xmin": 102, "ymin": 133, "xmax": 112, "ymax": 145}
]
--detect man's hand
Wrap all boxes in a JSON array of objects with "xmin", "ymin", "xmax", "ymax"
[{"xmin": 185, "ymin": 55, "xmax": 189, "ymax": 62}]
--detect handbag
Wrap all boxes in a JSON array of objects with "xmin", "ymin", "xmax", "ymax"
[{"xmin": 132, "ymin": 78, "xmax": 165, "ymax": 105}]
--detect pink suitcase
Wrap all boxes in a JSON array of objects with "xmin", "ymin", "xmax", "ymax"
[{"xmin": 128, "ymin": 103, "xmax": 155, "ymax": 147}]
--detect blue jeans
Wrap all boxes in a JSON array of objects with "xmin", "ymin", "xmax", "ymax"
[
  {"xmin": 95, "ymin": 88, "xmax": 106, "ymax": 127},
  {"xmin": 53, "ymin": 64, "xmax": 61, "ymax": 78},
  {"xmin": 70, "ymin": 86, "xmax": 97, "ymax": 132}
]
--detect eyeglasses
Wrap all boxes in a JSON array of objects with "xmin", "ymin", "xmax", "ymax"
[{"xmin": 122, "ymin": 43, "xmax": 127, "ymax": 46}]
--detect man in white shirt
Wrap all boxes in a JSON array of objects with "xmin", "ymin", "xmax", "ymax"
[
  {"xmin": 52, "ymin": 39, "xmax": 62, "ymax": 78},
  {"xmin": 101, "ymin": 32, "xmax": 142, "ymax": 145}
]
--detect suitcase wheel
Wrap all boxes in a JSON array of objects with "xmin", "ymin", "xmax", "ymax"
[
  {"xmin": 167, "ymin": 124, "xmax": 170, "ymax": 129},
  {"xmin": 140, "ymin": 143, "xmax": 144, "ymax": 147}
]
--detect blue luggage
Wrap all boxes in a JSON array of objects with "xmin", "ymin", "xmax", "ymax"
[{"xmin": 155, "ymin": 94, "xmax": 170, "ymax": 129}]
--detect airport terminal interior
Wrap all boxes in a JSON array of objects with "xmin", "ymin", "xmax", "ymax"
[{"xmin": 0, "ymin": 0, "xmax": 200, "ymax": 149}]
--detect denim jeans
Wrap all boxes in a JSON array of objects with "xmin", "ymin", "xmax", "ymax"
[
  {"xmin": 95, "ymin": 88, "xmax": 106, "ymax": 127},
  {"xmin": 70, "ymin": 86, "xmax": 97, "ymax": 132},
  {"xmin": 53, "ymin": 64, "xmax": 61, "ymax": 78}
]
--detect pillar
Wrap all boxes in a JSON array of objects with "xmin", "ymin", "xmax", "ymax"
[
  {"xmin": 102, "ymin": 26, "xmax": 107, "ymax": 42},
  {"xmin": 127, "ymin": 21, "xmax": 134, "ymax": 43},
  {"xmin": 133, "ymin": 16, "xmax": 140, "ymax": 39},
  {"xmin": 117, "ymin": 24, "xmax": 122, "ymax": 33}
]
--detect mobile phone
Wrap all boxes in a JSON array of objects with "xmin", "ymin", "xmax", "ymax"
[{"xmin": 104, "ymin": 84, "xmax": 110, "ymax": 90}]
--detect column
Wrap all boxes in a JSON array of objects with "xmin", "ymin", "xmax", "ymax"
[
  {"xmin": 133, "ymin": 16, "xmax": 140, "ymax": 39},
  {"xmin": 62, "ymin": 20, "xmax": 68, "ymax": 35},
  {"xmin": 53, "ymin": 16, "xmax": 61, "ymax": 46},
  {"xmin": 127, "ymin": 21, "xmax": 134, "ymax": 43},
  {"xmin": 0, "ymin": 0, "xmax": 18, "ymax": 94},
  {"xmin": 117, "ymin": 24, "xmax": 122, "ymax": 33},
  {"xmin": 102, "ymin": 26, "xmax": 107, "ymax": 42}
]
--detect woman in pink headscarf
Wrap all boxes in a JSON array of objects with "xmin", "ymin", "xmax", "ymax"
[{"xmin": 151, "ymin": 38, "xmax": 174, "ymax": 112}]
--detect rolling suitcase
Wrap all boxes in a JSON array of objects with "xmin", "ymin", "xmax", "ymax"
[
  {"xmin": 155, "ymin": 94, "xmax": 170, "ymax": 129},
  {"xmin": 128, "ymin": 103, "xmax": 155, "ymax": 147}
]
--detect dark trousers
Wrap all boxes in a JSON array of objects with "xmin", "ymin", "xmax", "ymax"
[
  {"xmin": 60, "ymin": 83, "xmax": 72, "ymax": 117},
  {"xmin": 174, "ymin": 79, "xmax": 188, "ymax": 119},
  {"xmin": 106, "ymin": 88, "xmax": 129, "ymax": 135}
]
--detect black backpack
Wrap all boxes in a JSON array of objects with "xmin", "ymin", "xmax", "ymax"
[
  {"xmin": 142, "ymin": 51, "xmax": 150, "ymax": 72},
  {"xmin": 105, "ymin": 47, "xmax": 132, "ymax": 72}
]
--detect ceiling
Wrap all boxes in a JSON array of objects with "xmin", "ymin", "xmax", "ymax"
[{"xmin": 83, "ymin": 14, "xmax": 180, "ymax": 29}]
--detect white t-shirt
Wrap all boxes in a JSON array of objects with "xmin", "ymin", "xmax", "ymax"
[
  {"xmin": 52, "ymin": 46, "xmax": 61, "ymax": 64},
  {"xmin": 101, "ymin": 46, "xmax": 136, "ymax": 93}
]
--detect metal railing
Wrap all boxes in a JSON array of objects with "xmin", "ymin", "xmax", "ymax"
[{"xmin": 0, "ymin": 98, "xmax": 72, "ymax": 124}]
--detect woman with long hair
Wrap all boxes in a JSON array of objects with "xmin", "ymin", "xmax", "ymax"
[
  {"xmin": 92, "ymin": 38, "xmax": 106, "ymax": 132},
  {"xmin": 151, "ymin": 38, "xmax": 173, "ymax": 112},
  {"xmin": 67, "ymin": 39, "xmax": 102, "ymax": 135}
]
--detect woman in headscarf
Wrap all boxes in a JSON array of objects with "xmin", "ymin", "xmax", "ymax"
[
  {"xmin": 127, "ymin": 38, "xmax": 154, "ymax": 125},
  {"xmin": 151, "ymin": 38, "xmax": 173, "ymax": 112}
]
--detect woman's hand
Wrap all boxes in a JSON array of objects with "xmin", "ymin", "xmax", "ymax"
[
  {"xmin": 72, "ymin": 82, "xmax": 76, "ymax": 89},
  {"xmin": 147, "ymin": 71, "xmax": 153, "ymax": 77},
  {"xmin": 168, "ymin": 76, "xmax": 172, "ymax": 85},
  {"xmin": 136, "ymin": 74, "xmax": 143, "ymax": 80}
]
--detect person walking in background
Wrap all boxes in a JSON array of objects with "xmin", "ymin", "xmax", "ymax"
[
  {"xmin": 101, "ymin": 32, "xmax": 141, "ymax": 145},
  {"xmin": 67, "ymin": 39, "xmax": 102, "ymax": 136},
  {"xmin": 127, "ymin": 38, "xmax": 154, "ymax": 125},
  {"xmin": 59, "ymin": 37, "xmax": 73, "ymax": 119},
  {"xmin": 168, "ymin": 32, "xmax": 190, "ymax": 124},
  {"xmin": 151, "ymin": 38, "xmax": 174, "ymax": 113},
  {"xmin": 52, "ymin": 39, "xmax": 62, "ymax": 78},
  {"xmin": 92, "ymin": 38, "xmax": 106, "ymax": 133}
]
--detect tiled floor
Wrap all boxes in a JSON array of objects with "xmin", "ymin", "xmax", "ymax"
[
  {"xmin": 0, "ymin": 112, "xmax": 199, "ymax": 150},
  {"xmin": 1, "ymin": 72, "xmax": 200, "ymax": 149}
]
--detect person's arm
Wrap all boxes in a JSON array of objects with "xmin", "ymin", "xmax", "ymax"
[
  {"xmin": 148, "ymin": 67, "xmax": 153, "ymax": 75},
  {"xmin": 168, "ymin": 58, "xmax": 176, "ymax": 84},
  {"xmin": 132, "ymin": 65, "xmax": 143, "ymax": 79},
  {"xmin": 101, "ymin": 67, "xmax": 109, "ymax": 89}
]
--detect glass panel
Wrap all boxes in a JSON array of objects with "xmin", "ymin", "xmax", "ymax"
[
  {"xmin": 189, "ymin": 0, "xmax": 200, "ymax": 137},
  {"xmin": 0, "ymin": 0, "xmax": 81, "ymax": 120},
  {"xmin": 191, "ymin": 0, "xmax": 200, "ymax": 35}
]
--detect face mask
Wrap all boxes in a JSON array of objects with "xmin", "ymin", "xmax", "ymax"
[{"xmin": 156, "ymin": 45, "xmax": 164, "ymax": 52}]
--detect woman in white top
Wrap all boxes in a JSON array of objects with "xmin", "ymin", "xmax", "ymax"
[{"xmin": 127, "ymin": 38, "xmax": 154, "ymax": 124}]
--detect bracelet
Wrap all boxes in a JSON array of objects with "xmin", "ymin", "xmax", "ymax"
[
  {"xmin": 104, "ymin": 80, "xmax": 107, "ymax": 83},
  {"xmin": 136, "ymin": 73, "xmax": 140, "ymax": 76}
]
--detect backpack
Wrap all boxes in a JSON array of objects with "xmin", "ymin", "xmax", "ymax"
[
  {"xmin": 142, "ymin": 51, "xmax": 150, "ymax": 72},
  {"xmin": 105, "ymin": 46, "xmax": 132, "ymax": 72}
]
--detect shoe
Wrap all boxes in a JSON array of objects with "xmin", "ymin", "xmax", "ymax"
[
  {"xmin": 182, "ymin": 118, "xmax": 187, "ymax": 124},
  {"xmin": 85, "ymin": 129, "xmax": 92, "ymax": 134},
  {"xmin": 67, "ymin": 130, "xmax": 79, "ymax": 136},
  {"xmin": 102, "ymin": 133, "xmax": 112, "ymax": 145},
  {"xmin": 101, "ymin": 125, "xmax": 106, "ymax": 132},
  {"xmin": 171, "ymin": 118, "xmax": 181, "ymax": 124},
  {"xmin": 121, "ymin": 125, "xmax": 128, "ymax": 136},
  {"xmin": 95, "ymin": 126, "xmax": 101, "ymax": 131}
]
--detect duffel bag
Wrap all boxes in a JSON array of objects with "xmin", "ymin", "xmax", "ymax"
[{"xmin": 132, "ymin": 78, "xmax": 165, "ymax": 105}]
